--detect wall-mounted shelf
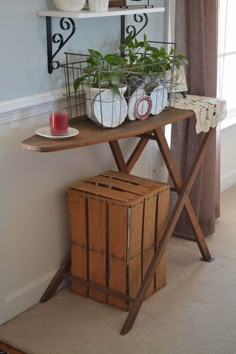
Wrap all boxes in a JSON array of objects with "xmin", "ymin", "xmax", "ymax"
[
  {"xmin": 38, "ymin": 7, "xmax": 165, "ymax": 19},
  {"xmin": 38, "ymin": 6, "xmax": 165, "ymax": 74}
]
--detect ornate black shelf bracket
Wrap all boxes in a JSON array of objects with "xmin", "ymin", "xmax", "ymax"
[
  {"xmin": 121, "ymin": 13, "xmax": 149, "ymax": 44},
  {"xmin": 126, "ymin": 13, "xmax": 148, "ymax": 38},
  {"xmin": 46, "ymin": 16, "xmax": 76, "ymax": 74}
]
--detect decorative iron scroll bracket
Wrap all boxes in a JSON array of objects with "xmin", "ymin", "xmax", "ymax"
[
  {"xmin": 46, "ymin": 16, "xmax": 76, "ymax": 74},
  {"xmin": 121, "ymin": 13, "xmax": 149, "ymax": 44},
  {"xmin": 45, "ymin": 12, "xmax": 149, "ymax": 74},
  {"xmin": 126, "ymin": 13, "xmax": 148, "ymax": 38}
]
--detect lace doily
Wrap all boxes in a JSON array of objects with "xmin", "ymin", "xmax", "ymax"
[{"xmin": 170, "ymin": 94, "xmax": 227, "ymax": 134}]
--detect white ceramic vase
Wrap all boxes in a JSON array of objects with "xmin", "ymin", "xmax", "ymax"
[
  {"xmin": 54, "ymin": 0, "xmax": 86, "ymax": 11},
  {"xmin": 84, "ymin": 85, "xmax": 127, "ymax": 121},
  {"xmin": 88, "ymin": 0, "xmax": 109, "ymax": 12},
  {"xmin": 84, "ymin": 87, "xmax": 101, "ymax": 119}
]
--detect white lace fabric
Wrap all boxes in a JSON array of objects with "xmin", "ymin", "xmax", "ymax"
[{"xmin": 170, "ymin": 94, "xmax": 227, "ymax": 134}]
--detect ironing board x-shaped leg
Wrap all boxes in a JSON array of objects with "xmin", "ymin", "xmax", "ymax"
[{"xmin": 108, "ymin": 127, "xmax": 214, "ymax": 335}]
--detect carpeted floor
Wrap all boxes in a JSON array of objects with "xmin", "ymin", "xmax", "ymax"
[{"xmin": 0, "ymin": 185, "xmax": 236, "ymax": 354}]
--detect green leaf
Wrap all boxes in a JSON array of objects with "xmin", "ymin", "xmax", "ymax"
[
  {"xmin": 87, "ymin": 56, "xmax": 99, "ymax": 66},
  {"xmin": 74, "ymin": 76, "xmax": 86, "ymax": 92},
  {"xmin": 108, "ymin": 83, "xmax": 121, "ymax": 96},
  {"xmin": 105, "ymin": 54, "xmax": 124, "ymax": 66},
  {"xmin": 119, "ymin": 43, "xmax": 126, "ymax": 52},
  {"xmin": 88, "ymin": 49, "xmax": 103, "ymax": 59}
]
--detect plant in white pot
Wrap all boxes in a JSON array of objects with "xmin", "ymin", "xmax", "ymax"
[
  {"xmin": 119, "ymin": 34, "xmax": 188, "ymax": 115},
  {"xmin": 120, "ymin": 34, "xmax": 188, "ymax": 92},
  {"xmin": 74, "ymin": 49, "xmax": 128, "ymax": 127}
]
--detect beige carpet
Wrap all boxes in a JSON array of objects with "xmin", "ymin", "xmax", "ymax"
[{"xmin": 1, "ymin": 185, "xmax": 236, "ymax": 354}]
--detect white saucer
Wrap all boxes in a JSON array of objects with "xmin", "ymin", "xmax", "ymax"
[
  {"xmin": 35, "ymin": 127, "xmax": 79, "ymax": 139},
  {"xmin": 92, "ymin": 90, "xmax": 127, "ymax": 128},
  {"xmin": 127, "ymin": 88, "xmax": 146, "ymax": 121},
  {"xmin": 150, "ymin": 85, "xmax": 168, "ymax": 115}
]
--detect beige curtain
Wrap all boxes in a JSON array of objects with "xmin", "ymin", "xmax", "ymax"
[{"xmin": 171, "ymin": 0, "xmax": 220, "ymax": 239}]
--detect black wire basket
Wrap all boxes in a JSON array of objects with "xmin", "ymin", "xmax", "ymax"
[{"xmin": 61, "ymin": 46, "xmax": 186, "ymax": 128}]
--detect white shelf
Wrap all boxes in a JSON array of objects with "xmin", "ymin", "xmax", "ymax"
[{"xmin": 38, "ymin": 7, "xmax": 165, "ymax": 19}]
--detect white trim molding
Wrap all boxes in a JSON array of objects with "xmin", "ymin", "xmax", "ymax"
[
  {"xmin": 0, "ymin": 89, "xmax": 68, "ymax": 125},
  {"xmin": 2, "ymin": 268, "xmax": 64, "ymax": 324},
  {"xmin": 221, "ymin": 116, "xmax": 236, "ymax": 130},
  {"xmin": 221, "ymin": 168, "xmax": 236, "ymax": 192}
]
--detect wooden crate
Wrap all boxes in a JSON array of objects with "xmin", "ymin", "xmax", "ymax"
[{"xmin": 69, "ymin": 171, "xmax": 170, "ymax": 310}]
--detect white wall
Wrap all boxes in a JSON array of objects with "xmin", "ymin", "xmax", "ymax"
[
  {"xmin": 0, "ymin": 1, "xmax": 166, "ymax": 324},
  {"xmin": 0, "ymin": 105, "xmax": 154, "ymax": 324},
  {"xmin": 221, "ymin": 124, "xmax": 236, "ymax": 191},
  {"xmin": 0, "ymin": 1, "xmax": 120, "ymax": 101}
]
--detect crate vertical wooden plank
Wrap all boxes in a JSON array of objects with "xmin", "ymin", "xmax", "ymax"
[
  {"xmin": 69, "ymin": 193, "xmax": 88, "ymax": 295},
  {"xmin": 142, "ymin": 195, "xmax": 157, "ymax": 297},
  {"xmin": 69, "ymin": 192, "xmax": 87, "ymax": 246},
  {"xmin": 71, "ymin": 245, "xmax": 88, "ymax": 296},
  {"xmin": 143, "ymin": 247, "xmax": 155, "ymax": 299},
  {"xmin": 109, "ymin": 203, "xmax": 128, "ymax": 309},
  {"xmin": 143, "ymin": 196, "xmax": 157, "ymax": 250},
  {"xmin": 155, "ymin": 188, "xmax": 170, "ymax": 290},
  {"xmin": 128, "ymin": 203, "xmax": 143, "ymax": 300},
  {"xmin": 88, "ymin": 198, "xmax": 107, "ymax": 303}
]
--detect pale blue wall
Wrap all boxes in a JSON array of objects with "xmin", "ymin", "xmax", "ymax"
[{"xmin": 0, "ymin": 0, "xmax": 165, "ymax": 102}]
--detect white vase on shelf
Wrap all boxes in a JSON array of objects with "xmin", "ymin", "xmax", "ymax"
[
  {"xmin": 54, "ymin": 0, "xmax": 86, "ymax": 11},
  {"xmin": 88, "ymin": 0, "xmax": 109, "ymax": 12}
]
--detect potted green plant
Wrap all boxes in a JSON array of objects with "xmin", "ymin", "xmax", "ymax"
[
  {"xmin": 74, "ymin": 49, "xmax": 127, "ymax": 119},
  {"xmin": 119, "ymin": 34, "xmax": 188, "ymax": 93}
]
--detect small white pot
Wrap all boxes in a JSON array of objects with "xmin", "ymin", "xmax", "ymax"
[
  {"xmin": 84, "ymin": 85, "xmax": 127, "ymax": 120},
  {"xmin": 84, "ymin": 87, "xmax": 101, "ymax": 119},
  {"xmin": 88, "ymin": 0, "xmax": 109, "ymax": 12},
  {"xmin": 54, "ymin": 0, "xmax": 86, "ymax": 11}
]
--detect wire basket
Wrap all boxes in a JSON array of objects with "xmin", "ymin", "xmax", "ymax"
[{"xmin": 62, "ymin": 49, "xmax": 184, "ymax": 128}]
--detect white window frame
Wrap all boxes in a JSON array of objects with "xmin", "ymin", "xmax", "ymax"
[
  {"xmin": 165, "ymin": 0, "xmax": 176, "ymax": 43},
  {"xmin": 218, "ymin": 0, "xmax": 236, "ymax": 129}
]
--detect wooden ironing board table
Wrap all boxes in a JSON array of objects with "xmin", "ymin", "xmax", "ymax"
[{"xmin": 22, "ymin": 107, "xmax": 214, "ymax": 335}]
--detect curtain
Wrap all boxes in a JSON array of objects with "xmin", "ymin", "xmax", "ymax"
[{"xmin": 171, "ymin": 0, "xmax": 220, "ymax": 239}]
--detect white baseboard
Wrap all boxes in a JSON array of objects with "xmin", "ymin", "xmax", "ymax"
[
  {"xmin": 0, "ymin": 89, "xmax": 68, "ymax": 125},
  {"xmin": 1, "ymin": 268, "xmax": 62, "ymax": 324},
  {"xmin": 221, "ymin": 169, "xmax": 236, "ymax": 192}
]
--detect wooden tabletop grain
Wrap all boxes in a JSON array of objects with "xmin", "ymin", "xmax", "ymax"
[{"xmin": 21, "ymin": 108, "xmax": 193, "ymax": 153}]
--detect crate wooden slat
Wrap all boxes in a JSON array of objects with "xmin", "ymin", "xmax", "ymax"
[
  {"xmin": 108, "ymin": 204, "xmax": 128, "ymax": 309},
  {"xmin": 142, "ymin": 195, "xmax": 157, "ymax": 298},
  {"xmin": 100, "ymin": 170, "xmax": 167, "ymax": 190},
  {"xmin": 88, "ymin": 198, "xmax": 106, "ymax": 302},
  {"xmin": 86, "ymin": 175, "xmax": 152, "ymax": 195},
  {"xmin": 128, "ymin": 203, "xmax": 143, "ymax": 299},
  {"xmin": 69, "ymin": 171, "xmax": 170, "ymax": 310},
  {"xmin": 71, "ymin": 181, "xmax": 144, "ymax": 204},
  {"xmin": 70, "ymin": 194, "xmax": 87, "ymax": 295},
  {"xmin": 155, "ymin": 189, "xmax": 170, "ymax": 290}
]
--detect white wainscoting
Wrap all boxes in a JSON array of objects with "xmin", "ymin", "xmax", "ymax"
[
  {"xmin": 221, "ymin": 169, "xmax": 236, "ymax": 192},
  {"xmin": 221, "ymin": 123, "xmax": 236, "ymax": 191},
  {"xmin": 0, "ymin": 90, "xmax": 69, "ymax": 324},
  {"xmin": 3, "ymin": 269, "xmax": 61, "ymax": 323},
  {"xmin": 0, "ymin": 89, "xmax": 67, "ymax": 125}
]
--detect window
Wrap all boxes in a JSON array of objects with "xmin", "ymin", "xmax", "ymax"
[{"xmin": 218, "ymin": 0, "xmax": 236, "ymax": 128}]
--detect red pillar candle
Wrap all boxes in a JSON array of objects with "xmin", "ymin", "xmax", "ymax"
[{"xmin": 50, "ymin": 112, "xmax": 68, "ymax": 135}]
